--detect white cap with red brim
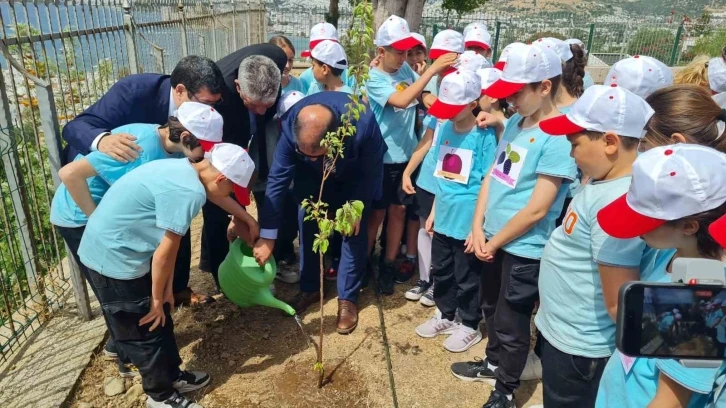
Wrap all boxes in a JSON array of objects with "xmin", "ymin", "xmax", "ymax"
[
  {"xmin": 177, "ymin": 101, "xmax": 223, "ymax": 153},
  {"xmin": 464, "ymin": 25, "xmax": 492, "ymax": 51},
  {"xmin": 208, "ymin": 143, "xmax": 255, "ymax": 206},
  {"xmin": 428, "ymin": 69, "xmax": 482, "ymax": 120},
  {"xmin": 477, "ymin": 67, "xmax": 503, "ymax": 95},
  {"xmin": 277, "ymin": 91, "xmax": 304, "ymax": 118},
  {"xmin": 604, "ymin": 55, "xmax": 673, "ymax": 99},
  {"xmin": 485, "ymin": 44, "xmax": 562, "ymax": 100},
  {"xmin": 463, "ymin": 22, "xmax": 487, "ymax": 37},
  {"xmin": 429, "ymin": 29, "xmax": 464, "ymax": 59},
  {"xmin": 535, "ymin": 37, "xmax": 574, "ymax": 62},
  {"xmin": 709, "ymin": 57, "xmax": 726, "ymax": 94},
  {"xmin": 457, "ymin": 50, "xmax": 491, "ymax": 73},
  {"xmin": 375, "ymin": 15, "xmax": 419, "ymax": 51},
  {"xmin": 301, "ymin": 22, "xmax": 339, "ymax": 58},
  {"xmin": 311, "ymin": 40, "xmax": 348, "ymax": 69},
  {"xmin": 411, "ymin": 33, "xmax": 427, "ymax": 49},
  {"xmin": 493, "ymin": 42, "xmax": 525, "ymax": 70}
]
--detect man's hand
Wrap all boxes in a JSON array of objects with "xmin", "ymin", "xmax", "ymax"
[
  {"xmin": 98, "ymin": 133, "xmax": 142, "ymax": 163},
  {"xmin": 139, "ymin": 298, "xmax": 166, "ymax": 331},
  {"xmin": 253, "ymin": 238, "xmax": 275, "ymax": 266},
  {"xmin": 429, "ymin": 53, "xmax": 458, "ymax": 74},
  {"xmin": 402, "ymin": 173, "xmax": 416, "ymax": 195},
  {"xmin": 343, "ymin": 218, "xmax": 362, "ymax": 237}
]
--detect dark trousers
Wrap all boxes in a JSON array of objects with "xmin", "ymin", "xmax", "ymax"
[
  {"xmin": 481, "ymin": 250, "xmax": 541, "ymax": 395},
  {"xmin": 298, "ymin": 203, "xmax": 369, "ymax": 303},
  {"xmin": 431, "ymin": 232, "xmax": 482, "ymax": 329},
  {"xmin": 201, "ymin": 200, "xmax": 232, "ymax": 287},
  {"xmin": 85, "ymin": 267, "xmax": 182, "ymax": 402},
  {"xmin": 253, "ymin": 190, "xmax": 298, "ymax": 260},
  {"xmin": 539, "ymin": 336, "xmax": 608, "ymax": 408}
]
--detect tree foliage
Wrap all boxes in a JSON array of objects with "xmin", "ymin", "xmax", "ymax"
[{"xmin": 690, "ymin": 29, "xmax": 726, "ymax": 59}]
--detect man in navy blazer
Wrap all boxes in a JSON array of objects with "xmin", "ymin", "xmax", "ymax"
[
  {"xmin": 252, "ymin": 92, "xmax": 387, "ymax": 334},
  {"xmin": 60, "ymin": 55, "xmax": 226, "ymax": 306}
]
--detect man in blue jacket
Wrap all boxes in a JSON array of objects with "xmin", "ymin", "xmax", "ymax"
[{"xmin": 252, "ymin": 92, "xmax": 386, "ymax": 334}]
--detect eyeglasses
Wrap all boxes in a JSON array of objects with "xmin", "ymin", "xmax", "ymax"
[
  {"xmin": 295, "ymin": 146, "xmax": 327, "ymax": 160},
  {"xmin": 189, "ymin": 92, "xmax": 223, "ymax": 106}
]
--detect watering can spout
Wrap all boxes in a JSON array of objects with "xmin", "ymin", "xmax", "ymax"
[{"xmin": 253, "ymin": 292, "xmax": 296, "ymax": 316}]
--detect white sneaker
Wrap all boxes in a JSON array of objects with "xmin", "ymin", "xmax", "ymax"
[
  {"xmin": 269, "ymin": 283, "xmax": 277, "ymax": 296},
  {"xmin": 415, "ymin": 310, "xmax": 459, "ymax": 338},
  {"xmin": 173, "ymin": 371, "xmax": 211, "ymax": 393},
  {"xmin": 419, "ymin": 284, "xmax": 436, "ymax": 307},
  {"xmin": 520, "ymin": 350, "xmax": 543, "ymax": 381},
  {"xmin": 443, "ymin": 325, "xmax": 482, "ymax": 353},
  {"xmin": 276, "ymin": 269, "xmax": 300, "ymax": 284},
  {"xmin": 147, "ymin": 393, "xmax": 203, "ymax": 408}
]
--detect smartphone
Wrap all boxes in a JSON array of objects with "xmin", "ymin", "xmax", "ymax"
[{"xmin": 618, "ymin": 281, "xmax": 726, "ymax": 359}]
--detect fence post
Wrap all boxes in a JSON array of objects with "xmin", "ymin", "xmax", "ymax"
[
  {"xmin": 670, "ymin": 22, "xmax": 684, "ymax": 66},
  {"xmin": 246, "ymin": 0, "xmax": 252, "ymax": 46},
  {"xmin": 231, "ymin": 0, "xmax": 237, "ymax": 50},
  {"xmin": 210, "ymin": 1, "xmax": 218, "ymax": 60},
  {"xmin": 178, "ymin": 0, "xmax": 188, "ymax": 56},
  {"xmin": 433, "ymin": 24, "xmax": 438, "ymax": 37},
  {"xmin": 199, "ymin": 33, "xmax": 206, "ymax": 56},
  {"xmin": 493, "ymin": 21, "xmax": 501, "ymax": 61},
  {"xmin": 152, "ymin": 46, "xmax": 166, "ymax": 74},
  {"xmin": 122, "ymin": 0, "xmax": 139, "ymax": 74},
  {"xmin": 586, "ymin": 23, "xmax": 595, "ymax": 53}
]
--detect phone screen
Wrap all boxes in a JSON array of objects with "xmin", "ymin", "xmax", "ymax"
[{"xmin": 621, "ymin": 283, "xmax": 726, "ymax": 358}]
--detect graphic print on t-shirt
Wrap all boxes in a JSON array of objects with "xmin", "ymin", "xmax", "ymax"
[
  {"xmin": 393, "ymin": 78, "xmax": 417, "ymax": 112},
  {"xmin": 491, "ymin": 142, "xmax": 528, "ymax": 188},
  {"xmin": 435, "ymin": 145, "xmax": 473, "ymax": 184}
]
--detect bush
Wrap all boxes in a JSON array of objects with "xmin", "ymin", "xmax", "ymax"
[
  {"xmin": 627, "ymin": 28, "xmax": 675, "ymax": 64},
  {"xmin": 690, "ymin": 29, "xmax": 726, "ymax": 59}
]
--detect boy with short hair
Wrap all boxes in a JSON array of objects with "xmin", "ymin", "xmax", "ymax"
[
  {"xmin": 365, "ymin": 15, "xmax": 457, "ymax": 293},
  {"xmin": 306, "ymin": 40, "xmax": 353, "ymax": 95},
  {"xmin": 464, "ymin": 24, "xmax": 492, "ymax": 59},
  {"xmin": 299, "ymin": 22, "xmax": 357, "ymax": 94}
]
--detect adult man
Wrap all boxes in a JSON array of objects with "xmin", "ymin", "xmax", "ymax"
[
  {"xmin": 253, "ymin": 92, "xmax": 387, "ymax": 334},
  {"xmin": 61, "ymin": 55, "xmax": 225, "ymax": 306},
  {"xmin": 201, "ymin": 44, "xmax": 288, "ymax": 287}
]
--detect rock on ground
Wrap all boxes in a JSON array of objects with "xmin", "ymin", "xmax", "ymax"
[{"xmin": 103, "ymin": 377, "xmax": 125, "ymax": 396}]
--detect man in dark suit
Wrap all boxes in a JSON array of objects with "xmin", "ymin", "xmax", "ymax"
[
  {"xmin": 60, "ymin": 55, "xmax": 226, "ymax": 306},
  {"xmin": 252, "ymin": 92, "xmax": 387, "ymax": 335}
]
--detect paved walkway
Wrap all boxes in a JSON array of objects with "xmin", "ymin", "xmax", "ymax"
[{"xmin": 0, "ymin": 290, "xmax": 106, "ymax": 408}]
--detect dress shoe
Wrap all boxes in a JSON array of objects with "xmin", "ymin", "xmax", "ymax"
[
  {"xmin": 289, "ymin": 291, "xmax": 321, "ymax": 314},
  {"xmin": 336, "ymin": 299, "xmax": 358, "ymax": 334}
]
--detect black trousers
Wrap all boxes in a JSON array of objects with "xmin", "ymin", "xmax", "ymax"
[
  {"xmin": 432, "ymin": 232, "xmax": 482, "ymax": 329},
  {"xmin": 201, "ymin": 200, "xmax": 232, "ymax": 287},
  {"xmin": 480, "ymin": 250, "xmax": 540, "ymax": 395},
  {"xmin": 85, "ymin": 267, "xmax": 182, "ymax": 402},
  {"xmin": 539, "ymin": 336, "xmax": 608, "ymax": 408}
]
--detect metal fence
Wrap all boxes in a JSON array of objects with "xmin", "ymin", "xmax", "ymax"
[{"xmin": 0, "ymin": 0, "xmax": 264, "ymax": 364}]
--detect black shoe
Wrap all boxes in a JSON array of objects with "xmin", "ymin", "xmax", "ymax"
[
  {"xmin": 482, "ymin": 390, "xmax": 515, "ymax": 408},
  {"xmin": 394, "ymin": 257, "xmax": 416, "ymax": 283},
  {"xmin": 147, "ymin": 393, "xmax": 203, "ymax": 408},
  {"xmin": 173, "ymin": 370, "xmax": 211, "ymax": 393},
  {"xmin": 102, "ymin": 340, "xmax": 118, "ymax": 360},
  {"xmin": 377, "ymin": 261, "xmax": 395, "ymax": 295},
  {"xmin": 451, "ymin": 358, "xmax": 497, "ymax": 382}
]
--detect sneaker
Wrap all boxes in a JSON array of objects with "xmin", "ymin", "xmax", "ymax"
[
  {"xmin": 405, "ymin": 280, "xmax": 431, "ymax": 301},
  {"xmin": 173, "ymin": 370, "xmax": 211, "ymax": 393},
  {"xmin": 395, "ymin": 258, "xmax": 416, "ymax": 283},
  {"xmin": 419, "ymin": 284, "xmax": 435, "ymax": 307},
  {"xmin": 325, "ymin": 258, "xmax": 339, "ymax": 282},
  {"xmin": 443, "ymin": 324, "xmax": 482, "ymax": 353},
  {"xmin": 482, "ymin": 390, "xmax": 515, "ymax": 408},
  {"xmin": 520, "ymin": 350, "xmax": 543, "ymax": 381},
  {"xmin": 275, "ymin": 269, "xmax": 300, "ymax": 284},
  {"xmin": 415, "ymin": 311, "xmax": 458, "ymax": 338},
  {"xmin": 118, "ymin": 362, "xmax": 140, "ymax": 378},
  {"xmin": 450, "ymin": 358, "xmax": 497, "ymax": 383},
  {"xmin": 103, "ymin": 341, "xmax": 118, "ymax": 360},
  {"xmin": 269, "ymin": 283, "xmax": 277, "ymax": 296},
  {"xmin": 377, "ymin": 261, "xmax": 395, "ymax": 295},
  {"xmin": 147, "ymin": 393, "xmax": 203, "ymax": 408}
]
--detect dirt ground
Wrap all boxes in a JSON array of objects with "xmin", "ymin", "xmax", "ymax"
[{"xmin": 67, "ymin": 205, "xmax": 543, "ymax": 408}]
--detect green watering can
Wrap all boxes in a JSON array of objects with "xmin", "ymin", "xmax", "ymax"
[{"xmin": 218, "ymin": 239, "xmax": 295, "ymax": 315}]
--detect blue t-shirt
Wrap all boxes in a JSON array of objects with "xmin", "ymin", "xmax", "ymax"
[
  {"xmin": 366, "ymin": 63, "xmax": 419, "ymax": 164},
  {"xmin": 536, "ymin": 176, "xmax": 657, "ymax": 358},
  {"xmin": 300, "ymin": 67, "xmax": 356, "ymax": 94},
  {"xmin": 584, "ymin": 71, "xmax": 595, "ymax": 89},
  {"xmin": 484, "ymin": 114, "xmax": 577, "ymax": 259},
  {"xmin": 432, "ymin": 121, "xmax": 496, "ymax": 240},
  {"xmin": 50, "ymin": 124, "xmax": 179, "ymax": 228},
  {"xmin": 708, "ymin": 363, "xmax": 726, "ymax": 407},
  {"xmin": 283, "ymin": 75, "xmax": 305, "ymax": 93},
  {"xmin": 596, "ymin": 249, "xmax": 718, "ymax": 408},
  {"xmin": 306, "ymin": 82, "xmax": 353, "ymax": 96},
  {"xmin": 78, "ymin": 159, "xmax": 206, "ymax": 280},
  {"xmin": 416, "ymin": 115, "xmax": 442, "ymax": 194}
]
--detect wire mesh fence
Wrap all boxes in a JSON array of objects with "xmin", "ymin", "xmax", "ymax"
[{"xmin": 0, "ymin": 0, "xmax": 263, "ymax": 364}]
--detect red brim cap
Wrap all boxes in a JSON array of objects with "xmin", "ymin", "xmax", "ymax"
[
  {"xmin": 429, "ymin": 48, "xmax": 450, "ymax": 59},
  {"xmin": 199, "ymin": 140, "xmax": 218, "ymax": 152},
  {"xmin": 539, "ymin": 115, "xmax": 586, "ymax": 136},
  {"xmin": 596, "ymin": 194, "xmax": 666, "ymax": 239},
  {"xmin": 484, "ymin": 79, "xmax": 526, "ymax": 99},
  {"xmin": 708, "ymin": 214, "xmax": 726, "ymax": 248},
  {"xmin": 493, "ymin": 61, "xmax": 506, "ymax": 70},
  {"xmin": 441, "ymin": 66, "xmax": 458, "ymax": 77},
  {"xmin": 234, "ymin": 184, "xmax": 251, "ymax": 206},
  {"xmin": 465, "ymin": 41, "xmax": 491, "ymax": 50},
  {"xmin": 390, "ymin": 36, "xmax": 421, "ymax": 51},
  {"xmin": 301, "ymin": 50, "xmax": 311, "ymax": 57},
  {"xmin": 428, "ymin": 99, "xmax": 467, "ymax": 120}
]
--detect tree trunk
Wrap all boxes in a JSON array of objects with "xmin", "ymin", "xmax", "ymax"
[
  {"xmin": 326, "ymin": 0, "xmax": 340, "ymax": 29},
  {"xmin": 404, "ymin": 0, "xmax": 426, "ymax": 32},
  {"xmin": 373, "ymin": 0, "xmax": 408, "ymax": 29}
]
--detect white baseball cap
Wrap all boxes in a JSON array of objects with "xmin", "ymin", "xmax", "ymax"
[
  {"xmin": 311, "ymin": 40, "xmax": 348, "ymax": 70},
  {"xmin": 208, "ymin": 143, "xmax": 256, "ymax": 206},
  {"xmin": 708, "ymin": 57, "xmax": 726, "ymax": 94},
  {"xmin": 604, "ymin": 55, "xmax": 673, "ymax": 99},
  {"xmin": 375, "ymin": 15, "xmax": 418, "ymax": 51},
  {"xmin": 463, "ymin": 22, "xmax": 487, "ymax": 37},
  {"xmin": 301, "ymin": 22, "xmax": 339, "ymax": 57},
  {"xmin": 177, "ymin": 101, "xmax": 224, "ymax": 152},
  {"xmin": 411, "ymin": 33, "xmax": 427, "ymax": 49},
  {"xmin": 477, "ymin": 67, "xmax": 502, "ymax": 95},
  {"xmin": 597, "ymin": 144, "xmax": 726, "ymax": 239},
  {"xmin": 535, "ymin": 37, "xmax": 573, "ymax": 62},
  {"xmin": 428, "ymin": 69, "xmax": 482, "ymax": 120},
  {"xmin": 540, "ymin": 84, "xmax": 654, "ymax": 138},
  {"xmin": 457, "ymin": 50, "xmax": 491, "ymax": 73},
  {"xmin": 565, "ymin": 38, "xmax": 587, "ymax": 55},
  {"xmin": 485, "ymin": 44, "xmax": 562, "ymax": 99},
  {"xmin": 464, "ymin": 25, "xmax": 491, "ymax": 51},
  {"xmin": 494, "ymin": 42, "xmax": 525, "ymax": 70},
  {"xmin": 277, "ymin": 90, "xmax": 304, "ymax": 118},
  {"xmin": 429, "ymin": 29, "xmax": 464, "ymax": 59}
]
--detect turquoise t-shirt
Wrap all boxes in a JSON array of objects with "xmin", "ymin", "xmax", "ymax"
[
  {"xmin": 536, "ymin": 176, "xmax": 657, "ymax": 358},
  {"xmin": 556, "ymin": 104, "xmax": 583, "ymax": 199},
  {"xmin": 300, "ymin": 67, "xmax": 356, "ymax": 94},
  {"xmin": 78, "ymin": 159, "xmax": 206, "ymax": 279},
  {"xmin": 708, "ymin": 363, "xmax": 726, "ymax": 407},
  {"xmin": 433, "ymin": 121, "xmax": 497, "ymax": 240},
  {"xmin": 584, "ymin": 71, "xmax": 595, "ymax": 89},
  {"xmin": 306, "ymin": 82, "xmax": 353, "ymax": 95},
  {"xmin": 484, "ymin": 114, "xmax": 577, "ymax": 259},
  {"xmin": 366, "ymin": 63, "xmax": 419, "ymax": 164},
  {"xmin": 50, "ymin": 124, "xmax": 179, "ymax": 228},
  {"xmin": 596, "ymin": 249, "xmax": 718, "ymax": 408},
  {"xmin": 283, "ymin": 75, "xmax": 305, "ymax": 93},
  {"xmin": 416, "ymin": 115, "xmax": 441, "ymax": 194},
  {"xmin": 424, "ymin": 74, "xmax": 439, "ymax": 96}
]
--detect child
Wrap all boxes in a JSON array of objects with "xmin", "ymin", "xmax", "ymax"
[
  {"xmin": 408, "ymin": 33, "xmax": 428, "ymax": 75},
  {"xmin": 299, "ymin": 22, "xmax": 357, "ymax": 93},
  {"xmin": 452, "ymin": 44, "xmax": 576, "ymax": 408},
  {"xmin": 537, "ymin": 37, "xmax": 587, "ymax": 110},
  {"xmin": 306, "ymin": 40, "xmax": 353, "ymax": 95},
  {"xmin": 595, "ymin": 143, "xmax": 724, "ymax": 408},
  {"xmin": 463, "ymin": 21, "xmax": 487, "ymax": 37},
  {"xmin": 476, "ymin": 67, "xmax": 509, "ymax": 135},
  {"xmin": 565, "ymin": 38, "xmax": 594, "ymax": 89},
  {"xmin": 457, "ymin": 50, "xmax": 491, "ymax": 73},
  {"xmin": 534, "ymin": 85, "xmax": 656, "ymax": 407},
  {"xmin": 464, "ymin": 24, "xmax": 492, "ymax": 59},
  {"xmin": 415, "ymin": 69, "xmax": 497, "ymax": 352},
  {"xmin": 366, "ymin": 15, "xmax": 457, "ymax": 293},
  {"xmin": 604, "ymin": 55, "xmax": 673, "ymax": 99},
  {"xmin": 269, "ymin": 35, "xmax": 304, "ymax": 93},
  {"xmin": 493, "ymin": 41, "xmax": 525, "ymax": 70},
  {"xmin": 709, "ymin": 53, "xmax": 726, "ymax": 94}
]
